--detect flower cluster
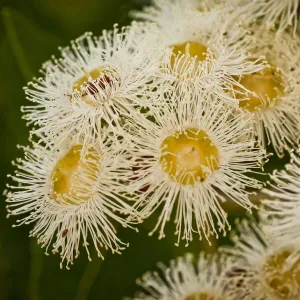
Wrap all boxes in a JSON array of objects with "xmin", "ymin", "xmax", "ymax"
[{"xmin": 5, "ymin": 0, "xmax": 300, "ymax": 297}]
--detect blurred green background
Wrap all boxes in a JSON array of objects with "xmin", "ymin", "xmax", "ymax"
[{"xmin": 0, "ymin": 1, "xmax": 290, "ymax": 299}]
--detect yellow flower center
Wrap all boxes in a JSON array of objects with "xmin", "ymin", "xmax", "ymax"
[
  {"xmin": 235, "ymin": 65, "xmax": 284, "ymax": 112},
  {"xmin": 72, "ymin": 67, "xmax": 113, "ymax": 105},
  {"xmin": 263, "ymin": 248, "xmax": 300, "ymax": 299},
  {"xmin": 160, "ymin": 128, "xmax": 219, "ymax": 185},
  {"xmin": 185, "ymin": 292, "xmax": 219, "ymax": 300},
  {"xmin": 52, "ymin": 145, "xmax": 100, "ymax": 204},
  {"xmin": 170, "ymin": 41, "xmax": 209, "ymax": 76}
]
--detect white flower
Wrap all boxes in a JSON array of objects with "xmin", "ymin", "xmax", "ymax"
[
  {"xmin": 125, "ymin": 88, "xmax": 264, "ymax": 244},
  {"xmin": 262, "ymin": 149, "xmax": 300, "ymax": 245},
  {"xmin": 232, "ymin": 25, "xmax": 300, "ymax": 156},
  {"xmin": 131, "ymin": 0, "xmax": 266, "ymax": 106},
  {"xmin": 132, "ymin": 0, "xmax": 231, "ymax": 24},
  {"xmin": 237, "ymin": 0, "xmax": 299, "ymax": 35},
  {"xmin": 129, "ymin": 252, "xmax": 241, "ymax": 300},
  {"xmin": 224, "ymin": 219, "xmax": 300, "ymax": 300},
  {"xmin": 5, "ymin": 131, "xmax": 136, "ymax": 269},
  {"xmin": 22, "ymin": 23, "xmax": 161, "ymax": 148}
]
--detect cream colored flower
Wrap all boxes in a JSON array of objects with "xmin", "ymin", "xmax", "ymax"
[
  {"xmin": 132, "ymin": 0, "xmax": 266, "ymax": 106},
  {"xmin": 125, "ymin": 88, "xmax": 264, "ymax": 244},
  {"xmin": 5, "ymin": 132, "xmax": 136, "ymax": 268},
  {"xmin": 23, "ymin": 23, "xmax": 162, "ymax": 148},
  {"xmin": 263, "ymin": 149, "xmax": 300, "ymax": 246},
  {"xmin": 129, "ymin": 252, "xmax": 242, "ymax": 300},
  {"xmin": 224, "ymin": 219, "xmax": 300, "ymax": 300},
  {"xmin": 237, "ymin": 0, "xmax": 299, "ymax": 34},
  {"xmin": 232, "ymin": 25, "xmax": 300, "ymax": 156}
]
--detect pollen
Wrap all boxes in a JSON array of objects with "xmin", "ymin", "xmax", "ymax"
[
  {"xmin": 72, "ymin": 67, "xmax": 113, "ymax": 105},
  {"xmin": 160, "ymin": 128, "xmax": 219, "ymax": 185},
  {"xmin": 170, "ymin": 41, "xmax": 209, "ymax": 75},
  {"xmin": 263, "ymin": 248, "xmax": 300, "ymax": 299},
  {"xmin": 185, "ymin": 292, "xmax": 219, "ymax": 300},
  {"xmin": 52, "ymin": 145, "xmax": 100, "ymax": 204},
  {"xmin": 235, "ymin": 65, "xmax": 284, "ymax": 112}
]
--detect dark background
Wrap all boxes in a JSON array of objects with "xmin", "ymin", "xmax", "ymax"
[{"xmin": 0, "ymin": 1, "xmax": 288, "ymax": 299}]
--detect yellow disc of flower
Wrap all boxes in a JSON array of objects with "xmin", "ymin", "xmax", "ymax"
[
  {"xmin": 52, "ymin": 145, "xmax": 100, "ymax": 204},
  {"xmin": 72, "ymin": 68, "xmax": 102, "ymax": 92},
  {"xmin": 235, "ymin": 65, "xmax": 284, "ymax": 112},
  {"xmin": 263, "ymin": 248, "xmax": 300, "ymax": 299},
  {"xmin": 160, "ymin": 128, "xmax": 219, "ymax": 185},
  {"xmin": 72, "ymin": 67, "xmax": 113, "ymax": 105},
  {"xmin": 170, "ymin": 41, "xmax": 209, "ymax": 76}
]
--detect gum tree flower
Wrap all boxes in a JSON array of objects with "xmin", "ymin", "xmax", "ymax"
[
  {"xmin": 237, "ymin": 0, "xmax": 300, "ymax": 35},
  {"xmin": 224, "ymin": 219, "xmax": 300, "ymax": 299},
  {"xmin": 132, "ymin": 0, "xmax": 266, "ymax": 106},
  {"xmin": 262, "ymin": 149, "xmax": 300, "ymax": 245},
  {"xmin": 22, "ymin": 23, "xmax": 162, "ymax": 148},
  {"xmin": 125, "ymin": 88, "xmax": 265, "ymax": 244},
  {"xmin": 132, "ymin": 0, "xmax": 231, "ymax": 25},
  {"xmin": 232, "ymin": 25, "xmax": 300, "ymax": 156},
  {"xmin": 5, "ymin": 132, "xmax": 136, "ymax": 268},
  {"xmin": 129, "ymin": 252, "xmax": 242, "ymax": 300}
]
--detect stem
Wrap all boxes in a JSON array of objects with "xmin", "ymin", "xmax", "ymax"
[
  {"xmin": 1, "ymin": 7, "xmax": 34, "ymax": 81},
  {"xmin": 28, "ymin": 239, "xmax": 43, "ymax": 300},
  {"xmin": 74, "ymin": 250, "xmax": 106, "ymax": 300}
]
